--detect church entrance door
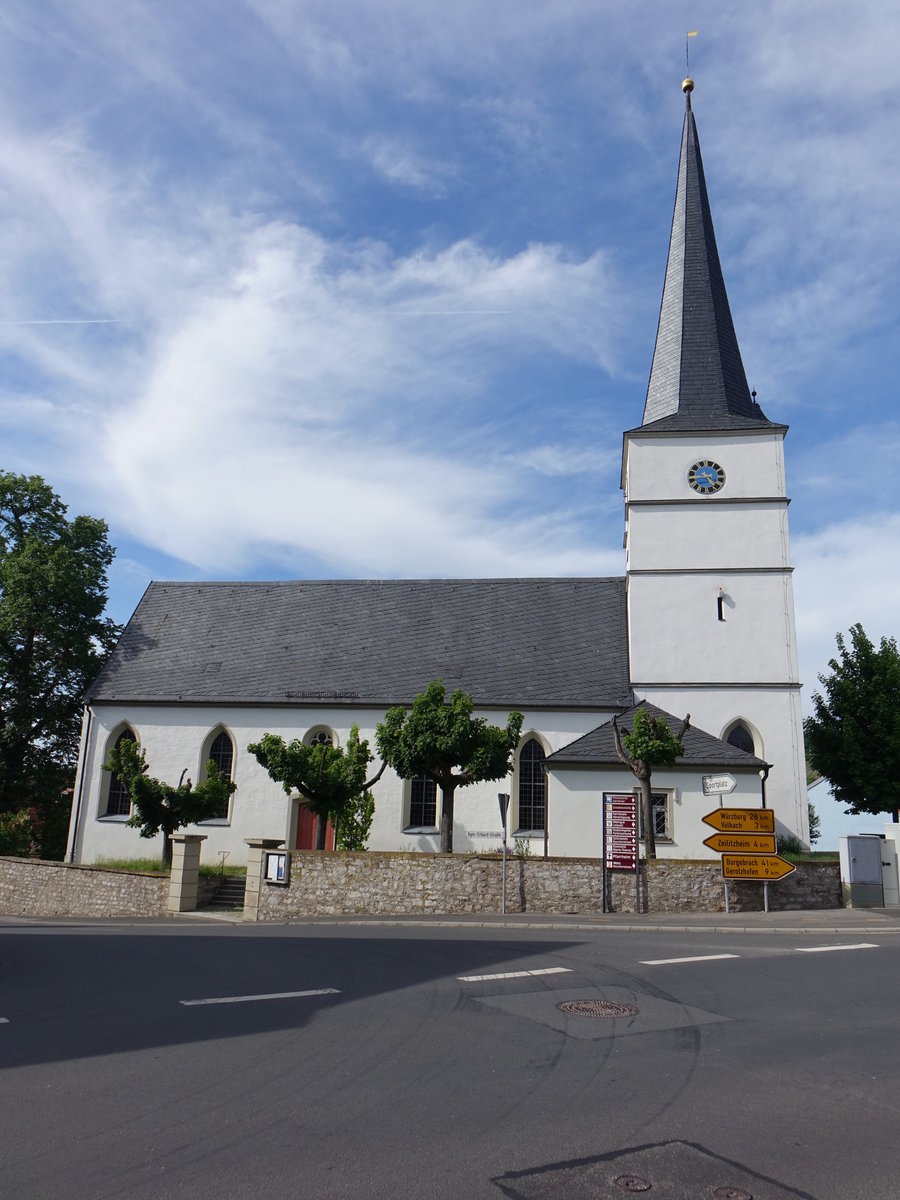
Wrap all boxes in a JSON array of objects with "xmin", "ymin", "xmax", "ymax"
[{"xmin": 295, "ymin": 803, "xmax": 335, "ymax": 850}]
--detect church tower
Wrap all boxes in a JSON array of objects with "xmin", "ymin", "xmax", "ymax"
[{"xmin": 623, "ymin": 78, "xmax": 808, "ymax": 844}]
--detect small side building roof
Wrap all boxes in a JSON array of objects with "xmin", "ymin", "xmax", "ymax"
[{"xmin": 548, "ymin": 701, "xmax": 768, "ymax": 771}]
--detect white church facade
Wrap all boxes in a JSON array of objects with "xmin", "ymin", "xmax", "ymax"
[{"xmin": 66, "ymin": 80, "xmax": 809, "ymax": 868}]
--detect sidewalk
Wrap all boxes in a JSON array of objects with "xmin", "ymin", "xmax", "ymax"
[{"xmin": 265, "ymin": 905, "xmax": 900, "ymax": 935}]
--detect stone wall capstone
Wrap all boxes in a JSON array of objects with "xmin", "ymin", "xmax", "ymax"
[{"xmin": 252, "ymin": 851, "xmax": 841, "ymax": 920}]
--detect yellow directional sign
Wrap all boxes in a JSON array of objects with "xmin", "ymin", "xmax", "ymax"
[
  {"xmin": 703, "ymin": 832, "xmax": 777, "ymax": 855},
  {"xmin": 721, "ymin": 854, "xmax": 795, "ymax": 880},
  {"xmin": 702, "ymin": 808, "xmax": 775, "ymax": 835}
]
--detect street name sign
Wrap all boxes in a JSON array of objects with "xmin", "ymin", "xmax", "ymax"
[
  {"xmin": 721, "ymin": 854, "xmax": 796, "ymax": 880},
  {"xmin": 703, "ymin": 832, "xmax": 777, "ymax": 855},
  {"xmin": 701, "ymin": 773, "xmax": 737, "ymax": 796},
  {"xmin": 702, "ymin": 807, "xmax": 775, "ymax": 834}
]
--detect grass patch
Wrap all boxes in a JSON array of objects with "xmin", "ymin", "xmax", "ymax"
[
  {"xmin": 782, "ymin": 851, "xmax": 839, "ymax": 863},
  {"xmin": 91, "ymin": 856, "xmax": 168, "ymax": 875},
  {"xmin": 90, "ymin": 857, "xmax": 247, "ymax": 877}
]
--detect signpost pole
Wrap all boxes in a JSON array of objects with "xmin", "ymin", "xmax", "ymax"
[
  {"xmin": 724, "ymin": 880, "xmax": 730, "ymax": 913},
  {"xmin": 601, "ymin": 796, "xmax": 607, "ymax": 914},
  {"xmin": 498, "ymin": 794, "xmax": 510, "ymax": 916},
  {"xmin": 764, "ymin": 881, "xmax": 769, "ymax": 914}
]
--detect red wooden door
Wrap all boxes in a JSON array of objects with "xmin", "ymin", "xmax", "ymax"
[{"xmin": 295, "ymin": 805, "xmax": 335, "ymax": 850}]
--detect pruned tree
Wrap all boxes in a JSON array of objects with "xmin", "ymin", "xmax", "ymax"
[
  {"xmin": 804, "ymin": 623, "xmax": 900, "ymax": 819},
  {"xmin": 611, "ymin": 706, "xmax": 690, "ymax": 860},
  {"xmin": 375, "ymin": 680, "xmax": 523, "ymax": 853},
  {"xmin": 248, "ymin": 724, "xmax": 384, "ymax": 850},
  {"xmin": 1, "ymin": 471, "xmax": 120, "ymax": 855},
  {"xmin": 104, "ymin": 738, "xmax": 236, "ymax": 867}
]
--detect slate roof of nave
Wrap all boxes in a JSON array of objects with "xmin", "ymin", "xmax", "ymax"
[
  {"xmin": 87, "ymin": 578, "xmax": 633, "ymax": 710},
  {"xmin": 547, "ymin": 701, "xmax": 768, "ymax": 770}
]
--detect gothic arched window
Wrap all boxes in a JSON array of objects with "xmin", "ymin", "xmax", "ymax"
[
  {"xmin": 104, "ymin": 728, "xmax": 137, "ymax": 816},
  {"xmin": 201, "ymin": 727, "xmax": 235, "ymax": 820},
  {"xmin": 726, "ymin": 722, "xmax": 756, "ymax": 756},
  {"xmin": 517, "ymin": 738, "xmax": 547, "ymax": 832}
]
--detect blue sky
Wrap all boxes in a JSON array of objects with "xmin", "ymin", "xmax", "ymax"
[{"xmin": 1, "ymin": 2, "xmax": 898, "ymax": 748}]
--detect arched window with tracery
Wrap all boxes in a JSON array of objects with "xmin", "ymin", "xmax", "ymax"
[
  {"xmin": 726, "ymin": 721, "xmax": 756, "ymax": 756},
  {"xmin": 305, "ymin": 727, "xmax": 335, "ymax": 748},
  {"xmin": 103, "ymin": 728, "xmax": 137, "ymax": 817},
  {"xmin": 201, "ymin": 727, "xmax": 235, "ymax": 821},
  {"xmin": 517, "ymin": 738, "xmax": 547, "ymax": 832}
]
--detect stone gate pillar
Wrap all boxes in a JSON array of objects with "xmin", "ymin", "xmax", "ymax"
[
  {"xmin": 167, "ymin": 834, "xmax": 207, "ymax": 914},
  {"xmin": 244, "ymin": 838, "xmax": 285, "ymax": 923}
]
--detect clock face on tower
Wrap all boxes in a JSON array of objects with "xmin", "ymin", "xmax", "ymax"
[{"xmin": 688, "ymin": 459, "xmax": 725, "ymax": 494}]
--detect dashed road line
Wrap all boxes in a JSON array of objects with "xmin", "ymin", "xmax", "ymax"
[
  {"xmin": 640, "ymin": 954, "xmax": 741, "ymax": 966},
  {"xmin": 0, "ymin": 1017, "xmax": 8, "ymax": 1024},
  {"xmin": 795, "ymin": 943, "xmax": 878, "ymax": 953},
  {"xmin": 180, "ymin": 988, "xmax": 340, "ymax": 1007},
  {"xmin": 458, "ymin": 967, "xmax": 573, "ymax": 983}
]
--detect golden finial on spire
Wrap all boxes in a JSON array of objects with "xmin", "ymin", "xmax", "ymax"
[{"xmin": 684, "ymin": 31, "xmax": 697, "ymax": 106}]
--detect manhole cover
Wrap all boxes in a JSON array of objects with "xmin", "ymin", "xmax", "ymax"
[
  {"xmin": 615, "ymin": 1177, "xmax": 652, "ymax": 1193},
  {"xmin": 557, "ymin": 1000, "xmax": 639, "ymax": 1019}
]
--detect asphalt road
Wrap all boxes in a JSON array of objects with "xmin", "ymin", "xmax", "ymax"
[{"xmin": 1, "ymin": 915, "xmax": 898, "ymax": 1199}]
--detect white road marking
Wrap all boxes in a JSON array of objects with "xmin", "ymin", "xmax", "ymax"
[
  {"xmin": 458, "ymin": 967, "xmax": 573, "ymax": 983},
  {"xmin": 795, "ymin": 943, "xmax": 878, "ymax": 953},
  {"xmin": 0, "ymin": 1017, "xmax": 8, "ymax": 1024},
  {"xmin": 640, "ymin": 953, "xmax": 741, "ymax": 966},
  {"xmin": 180, "ymin": 988, "xmax": 340, "ymax": 1007}
]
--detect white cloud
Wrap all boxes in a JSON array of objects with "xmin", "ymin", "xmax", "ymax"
[
  {"xmin": 94, "ymin": 218, "xmax": 625, "ymax": 577},
  {"xmin": 358, "ymin": 136, "xmax": 457, "ymax": 193},
  {"xmin": 793, "ymin": 513, "xmax": 900, "ymax": 705}
]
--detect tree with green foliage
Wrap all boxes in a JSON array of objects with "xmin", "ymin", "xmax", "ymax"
[
  {"xmin": 611, "ymin": 706, "xmax": 690, "ymax": 860},
  {"xmin": 807, "ymin": 800, "xmax": 821, "ymax": 846},
  {"xmin": 334, "ymin": 789, "xmax": 375, "ymax": 852},
  {"xmin": 376, "ymin": 680, "xmax": 523, "ymax": 854},
  {"xmin": 248, "ymin": 724, "xmax": 384, "ymax": 851},
  {"xmin": 104, "ymin": 738, "xmax": 236, "ymax": 867},
  {"xmin": 0, "ymin": 808, "xmax": 32, "ymax": 857},
  {"xmin": 804, "ymin": 623, "xmax": 900, "ymax": 819},
  {"xmin": 0, "ymin": 471, "xmax": 120, "ymax": 856}
]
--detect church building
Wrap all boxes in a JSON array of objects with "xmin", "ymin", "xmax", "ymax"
[{"xmin": 66, "ymin": 80, "xmax": 809, "ymax": 867}]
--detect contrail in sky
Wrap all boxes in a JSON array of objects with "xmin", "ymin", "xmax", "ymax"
[{"xmin": 0, "ymin": 318, "xmax": 142, "ymax": 326}]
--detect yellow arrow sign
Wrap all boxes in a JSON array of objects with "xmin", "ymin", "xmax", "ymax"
[
  {"xmin": 703, "ymin": 832, "xmax": 777, "ymax": 855},
  {"xmin": 702, "ymin": 808, "xmax": 775, "ymax": 834},
  {"xmin": 721, "ymin": 854, "xmax": 795, "ymax": 880}
]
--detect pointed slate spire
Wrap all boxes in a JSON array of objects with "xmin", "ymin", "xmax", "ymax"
[{"xmin": 642, "ymin": 79, "xmax": 775, "ymax": 430}]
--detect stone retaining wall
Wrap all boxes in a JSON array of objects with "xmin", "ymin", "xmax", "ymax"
[
  {"xmin": 253, "ymin": 851, "xmax": 842, "ymax": 920},
  {"xmin": 0, "ymin": 856, "xmax": 169, "ymax": 918},
  {"xmin": 0, "ymin": 856, "xmax": 221, "ymax": 918}
]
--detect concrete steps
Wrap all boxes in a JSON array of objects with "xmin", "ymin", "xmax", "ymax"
[{"xmin": 205, "ymin": 874, "xmax": 246, "ymax": 911}]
